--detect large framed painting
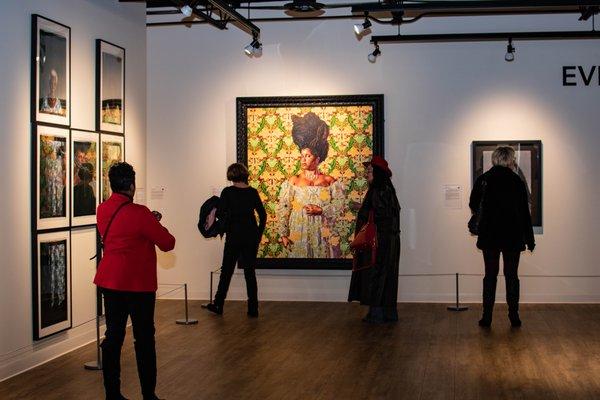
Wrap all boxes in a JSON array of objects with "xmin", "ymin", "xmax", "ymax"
[
  {"xmin": 34, "ymin": 125, "xmax": 70, "ymax": 231},
  {"xmin": 237, "ymin": 95, "xmax": 384, "ymax": 269},
  {"xmin": 32, "ymin": 15, "xmax": 70, "ymax": 127},
  {"xmin": 472, "ymin": 141, "xmax": 542, "ymax": 228},
  {"xmin": 96, "ymin": 40, "xmax": 125, "ymax": 134},
  {"xmin": 71, "ymin": 130, "xmax": 100, "ymax": 226},
  {"xmin": 33, "ymin": 230, "xmax": 71, "ymax": 340},
  {"xmin": 100, "ymin": 134, "xmax": 125, "ymax": 202}
]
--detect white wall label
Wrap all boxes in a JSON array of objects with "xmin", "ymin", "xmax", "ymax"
[
  {"xmin": 443, "ymin": 185, "xmax": 462, "ymax": 209},
  {"xmin": 151, "ymin": 186, "xmax": 166, "ymax": 200}
]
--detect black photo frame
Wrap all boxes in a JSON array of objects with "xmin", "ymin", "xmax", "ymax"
[
  {"xmin": 96, "ymin": 39, "xmax": 125, "ymax": 134},
  {"xmin": 472, "ymin": 140, "xmax": 543, "ymax": 228},
  {"xmin": 31, "ymin": 14, "xmax": 71, "ymax": 127},
  {"xmin": 237, "ymin": 95, "xmax": 384, "ymax": 269},
  {"xmin": 33, "ymin": 229, "xmax": 72, "ymax": 340}
]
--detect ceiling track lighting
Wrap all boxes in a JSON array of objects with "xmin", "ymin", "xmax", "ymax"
[
  {"xmin": 180, "ymin": 4, "xmax": 193, "ymax": 17},
  {"xmin": 505, "ymin": 38, "xmax": 515, "ymax": 62},
  {"xmin": 367, "ymin": 42, "xmax": 381, "ymax": 63},
  {"xmin": 353, "ymin": 14, "xmax": 372, "ymax": 36},
  {"xmin": 244, "ymin": 34, "xmax": 263, "ymax": 57}
]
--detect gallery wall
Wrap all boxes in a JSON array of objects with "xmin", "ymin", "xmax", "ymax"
[
  {"xmin": 147, "ymin": 14, "xmax": 599, "ymax": 303},
  {"xmin": 0, "ymin": 0, "xmax": 146, "ymax": 381}
]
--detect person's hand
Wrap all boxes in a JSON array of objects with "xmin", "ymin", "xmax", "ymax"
[
  {"xmin": 280, "ymin": 236, "xmax": 291, "ymax": 248},
  {"xmin": 527, "ymin": 243, "xmax": 535, "ymax": 252},
  {"xmin": 304, "ymin": 204, "xmax": 323, "ymax": 215},
  {"xmin": 152, "ymin": 210, "xmax": 162, "ymax": 222}
]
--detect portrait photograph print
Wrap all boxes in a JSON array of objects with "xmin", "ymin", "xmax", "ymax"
[
  {"xmin": 32, "ymin": 14, "xmax": 70, "ymax": 126},
  {"xmin": 237, "ymin": 95, "xmax": 384, "ymax": 269},
  {"xmin": 34, "ymin": 124, "xmax": 70, "ymax": 231},
  {"xmin": 100, "ymin": 134, "xmax": 125, "ymax": 202},
  {"xmin": 96, "ymin": 40, "xmax": 125, "ymax": 134},
  {"xmin": 33, "ymin": 230, "xmax": 71, "ymax": 340},
  {"xmin": 472, "ymin": 140, "xmax": 542, "ymax": 228},
  {"xmin": 71, "ymin": 130, "xmax": 100, "ymax": 227}
]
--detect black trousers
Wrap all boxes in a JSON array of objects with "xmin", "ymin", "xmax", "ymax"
[
  {"xmin": 482, "ymin": 249, "xmax": 521, "ymax": 315},
  {"xmin": 101, "ymin": 289, "xmax": 157, "ymax": 400},
  {"xmin": 214, "ymin": 238, "xmax": 258, "ymax": 312}
]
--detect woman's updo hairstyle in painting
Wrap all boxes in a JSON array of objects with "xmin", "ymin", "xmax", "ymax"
[{"xmin": 291, "ymin": 112, "xmax": 330, "ymax": 163}]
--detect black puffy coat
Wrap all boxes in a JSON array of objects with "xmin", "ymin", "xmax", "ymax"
[{"xmin": 469, "ymin": 165, "xmax": 535, "ymax": 251}]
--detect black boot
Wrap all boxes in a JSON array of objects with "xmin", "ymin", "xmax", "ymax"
[
  {"xmin": 506, "ymin": 277, "xmax": 521, "ymax": 327},
  {"xmin": 203, "ymin": 303, "xmax": 223, "ymax": 315},
  {"xmin": 479, "ymin": 276, "xmax": 497, "ymax": 327},
  {"xmin": 134, "ymin": 338, "xmax": 157, "ymax": 400}
]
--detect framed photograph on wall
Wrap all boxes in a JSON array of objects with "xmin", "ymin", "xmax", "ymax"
[
  {"xmin": 237, "ymin": 95, "xmax": 384, "ymax": 269},
  {"xmin": 96, "ymin": 40, "xmax": 125, "ymax": 134},
  {"xmin": 100, "ymin": 134, "xmax": 125, "ymax": 202},
  {"xmin": 472, "ymin": 140, "xmax": 542, "ymax": 228},
  {"xmin": 34, "ymin": 124, "xmax": 70, "ymax": 231},
  {"xmin": 33, "ymin": 230, "xmax": 71, "ymax": 340},
  {"xmin": 32, "ymin": 14, "xmax": 70, "ymax": 127},
  {"xmin": 71, "ymin": 130, "xmax": 100, "ymax": 226}
]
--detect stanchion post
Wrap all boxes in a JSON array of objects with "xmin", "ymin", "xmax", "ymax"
[
  {"xmin": 176, "ymin": 283, "xmax": 198, "ymax": 325},
  {"xmin": 84, "ymin": 314, "xmax": 103, "ymax": 370},
  {"xmin": 447, "ymin": 273, "xmax": 469, "ymax": 311},
  {"xmin": 210, "ymin": 271, "xmax": 214, "ymax": 303}
]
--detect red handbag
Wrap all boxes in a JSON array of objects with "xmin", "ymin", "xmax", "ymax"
[{"xmin": 350, "ymin": 210, "xmax": 377, "ymax": 271}]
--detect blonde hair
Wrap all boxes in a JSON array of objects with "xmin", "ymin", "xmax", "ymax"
[{"xmin": 491, "ymin": 146, "xmax": 515, "ymax": 168}]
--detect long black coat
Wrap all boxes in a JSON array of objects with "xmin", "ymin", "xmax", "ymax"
[
  {"xmin": 469, "ymin": 165, "xmax": 535, "ymax": 251},
  {"xmin": 348, "ymin": 184, "xmax": 401, "ymax": 307}
]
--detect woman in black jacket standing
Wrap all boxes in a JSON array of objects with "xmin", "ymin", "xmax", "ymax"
[
  {"xmin": 469, "ymin": 146, "xmax": 535, "ymax": 328},
  {"xmin": 205, "ymin": 163, "xmax": 267, "ymax": 317},
  {"xmin": 348, "ymin": 156, "xmax": 401, "ymax": 323}
]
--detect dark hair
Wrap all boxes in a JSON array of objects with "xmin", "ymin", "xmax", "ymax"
[
  {"xmin": 227, "ymin": 163, "xmax": 249, "ymax": 183},
  {"xmin": 78, "ymin": 162, "xmax": 94, "ymax": 182},
  {"xmin": 291, "ymin": 112, "xmax": 329, "ymax": 162},
  {"xmin": 370, "ymin": 165, "xmax": 392, "ymax": 189},
  {"xmin": 109, "ymin": 162, "xmax": 135, "ymax": 193}
]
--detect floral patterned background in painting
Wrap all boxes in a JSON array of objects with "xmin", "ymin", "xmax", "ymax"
[{"xmin": 246, "ymin": 105, "xmax": 375, "ymax": 259}]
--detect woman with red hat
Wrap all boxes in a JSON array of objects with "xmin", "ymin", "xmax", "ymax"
[{"xmin": 348, "ymin": 155, "xmax": 401, "ymax": 323}]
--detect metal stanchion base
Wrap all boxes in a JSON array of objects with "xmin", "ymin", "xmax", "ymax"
[
  {"xmin": 447, "ymin": 305, "xmax": 469, "ymax": 311},
  {"xmin": 84, "ymin": 361, "xmax": 102, "ymax": 370},
  {"xmin": 176, "ymin": 318, "xmax": 198, "ymax": 325}
]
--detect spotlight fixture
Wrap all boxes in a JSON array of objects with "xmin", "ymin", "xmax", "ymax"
[
  {"xmin": 368, "ymin": 43, "xmax": 381, "ymax": 63},
  {"xmin": 505, "ymin": 38, "xmax": 515, "ymax": 62},
  {"xmin": 354, "ymin": 17, "xmax": 372, "ymax": 36},
  {"xmin": 180, "ymin": 4, "xmax": 193, "ymax": 17},
  {"xmin": 244, "ymin": 35, "xmax": 262, "ymax": 57}
]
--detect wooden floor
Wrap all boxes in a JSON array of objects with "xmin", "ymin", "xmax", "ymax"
[{"xmin": 2, "ymin": 301, "xmax": 600, "ymax": 400}]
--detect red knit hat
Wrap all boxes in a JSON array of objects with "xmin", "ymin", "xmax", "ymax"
[{"xmin": 363, "ymin": 155, "xmax": 392, "ymax": 177}]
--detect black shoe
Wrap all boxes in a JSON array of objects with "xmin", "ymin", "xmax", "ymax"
[
  {"xmin": 247, "ymin": 310, "xmax": 259, "ymax": 318},
  {"xmin": 478, "ymin": 314, "xmax": 492, "ymax": 327},
  {"xmin": 203, "ymin": 303, "xmax": 222, "ymax": 315},
  {"xmin": 509, "ymin": 312, "xmax": 522, "ymax": 327}
]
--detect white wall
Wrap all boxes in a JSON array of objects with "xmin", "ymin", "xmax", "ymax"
[
  {"xmin": 147, "ymin": 14, "xmax": 600, "ymax": 304},
  {"xmin": 0, "ymin": 0, "xmax": 146, "ymax": 381}
]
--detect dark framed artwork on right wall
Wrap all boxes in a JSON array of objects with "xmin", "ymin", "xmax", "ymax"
[{"xmin": 472, "ymin": 140, "xmax": 542, "ymax": 228}]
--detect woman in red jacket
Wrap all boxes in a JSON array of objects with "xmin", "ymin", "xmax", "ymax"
[{"xmin": 94, "ymin": 162, "xmax": 175, "ymax": 400}]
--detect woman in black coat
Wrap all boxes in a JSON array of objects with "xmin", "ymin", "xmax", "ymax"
[
  {"xmin": 469, "ymin": 146, "xmax": 535, "ymax": 328},
  {"xmin": 205, "ymin": 163, "xmax": 266, "ymax": 317},
  {"xmin": 348, "ymin": 156, "xmax": 401, "ymax": 323}
]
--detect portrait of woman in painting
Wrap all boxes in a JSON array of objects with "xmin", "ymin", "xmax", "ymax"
[{"xmin": 276, "ymin": 112, "xmax": 345, "ymax": 258}]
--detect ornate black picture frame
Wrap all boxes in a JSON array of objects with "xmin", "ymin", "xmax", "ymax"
[{"xmin": 237, "ymin": 95, "xmax": 384, "ymax": 269}]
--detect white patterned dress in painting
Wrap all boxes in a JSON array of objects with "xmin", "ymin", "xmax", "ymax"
[{"xmin": 276, "ymin": 181, "xmax": 345, "ymax": 258}]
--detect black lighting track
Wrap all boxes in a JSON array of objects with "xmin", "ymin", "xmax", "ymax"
[
  {"xmin": 352, "ymin": 0, "xmax": 600, "ymax": 17},
  {"xmin": 371, "ymin": 30, "xmax": 600, "ymax": 44}
]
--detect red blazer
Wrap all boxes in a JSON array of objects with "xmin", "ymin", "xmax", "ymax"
[{"xmin": 94, "ymin": 193, "xmax": 175, "ymax": 292}]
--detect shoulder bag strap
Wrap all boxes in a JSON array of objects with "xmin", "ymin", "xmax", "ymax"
[{"xmin": 90, "ymin": 200, "xmax": 131, "ymax": 260}]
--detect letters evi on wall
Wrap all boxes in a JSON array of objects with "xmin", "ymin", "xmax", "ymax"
[{"xmin": 562, "ymin": 66, "xmax": 599, "ymax": 86}]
